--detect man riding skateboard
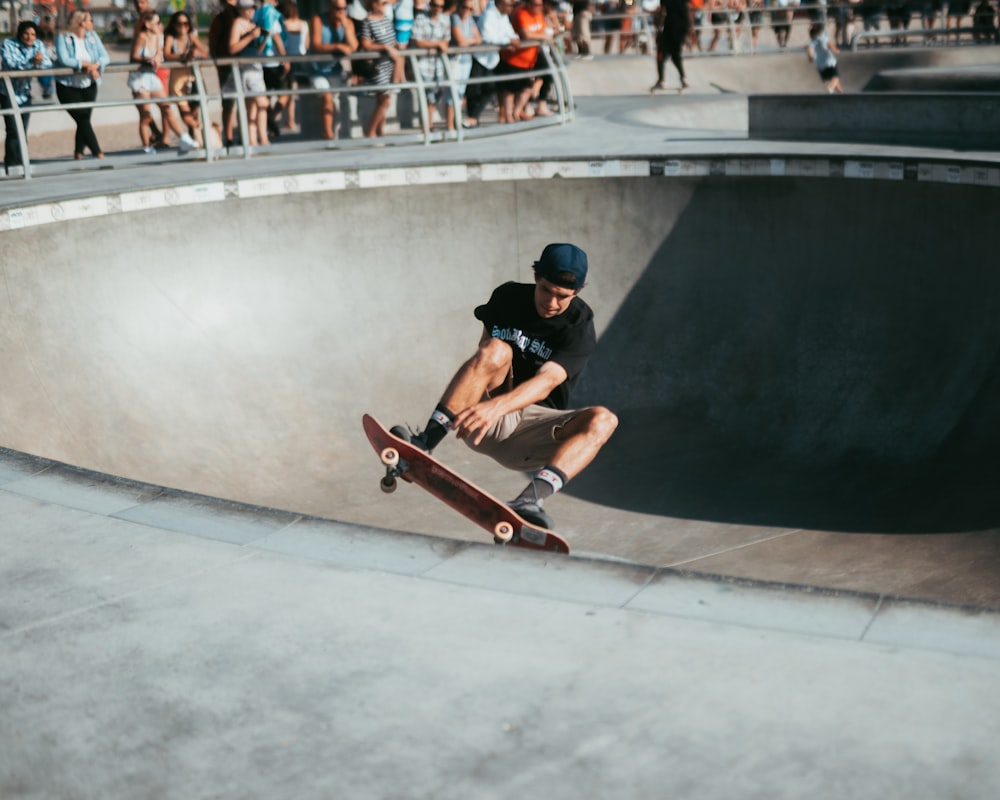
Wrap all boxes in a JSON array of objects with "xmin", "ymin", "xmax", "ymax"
[{"xmin": 393, "ymin": 243, "xmax": 618, "ymax": 529}]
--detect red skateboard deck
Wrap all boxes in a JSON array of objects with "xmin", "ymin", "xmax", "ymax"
[{"xmin": 362, "ymin": 414, "xmax": 570, "ymax": 554}]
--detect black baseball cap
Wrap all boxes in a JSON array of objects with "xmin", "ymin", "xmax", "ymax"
[{"xmin": 533, "ymin": 243, "xmax": 588, "ymax": 290}]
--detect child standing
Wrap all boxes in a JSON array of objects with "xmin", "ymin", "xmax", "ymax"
[{"xmin": 806, "ymin": 22, "xmax": 843, "ymax": 94}]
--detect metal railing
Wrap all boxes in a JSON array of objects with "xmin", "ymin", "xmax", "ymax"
[
  {"xmin": 583, "ymin": 5, "xmax": 830, "ymax": 57},
  {"xmin": 0, "ymin": 41, "xmax": 573, "ymax": 180},
  {"xmin": 850, "ymin": 25, "xmax": 999, "ymax": 49},
  {"xmin": 583, "ymin": 4, "xmax": 999, "ymax": 56}
]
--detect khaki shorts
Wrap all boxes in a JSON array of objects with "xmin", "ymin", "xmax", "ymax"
[{"xmin": 464, "ymin": 404, "xmax": 581, "ymax": 472}]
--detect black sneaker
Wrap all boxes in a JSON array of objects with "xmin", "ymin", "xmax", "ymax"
[
  {"xmin": 390, "ymin": 425, "xmax": 432, "ymax": 453},
  {"xmin": 508, "ymin": 497, "xmax": 553, "ymax": 530}
]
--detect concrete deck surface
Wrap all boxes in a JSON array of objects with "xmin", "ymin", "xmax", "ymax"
[
  {"xmin": 3, "ymin": 449, "xmax": 1000, "ymax": 799},
  {"xmin": 3, "ymin": 47, "xmax": 1000, "ymax": 799}
]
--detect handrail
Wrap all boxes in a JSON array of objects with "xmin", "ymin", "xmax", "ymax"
[
  {"xmin": 849, "ymin": 25, "xmax": 993, "ymax": 50},
  {"xmin": 0, "ymin": 41, "xmax": 573, "ymax": 181},
  {"xmin": 590, "ymin": 4, "xmax": 992, "ymax": 56}
]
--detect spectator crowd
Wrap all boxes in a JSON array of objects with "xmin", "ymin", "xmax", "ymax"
[{"xmin": 2, "ymin": 0, "xmax": 998, "ymax": 170}]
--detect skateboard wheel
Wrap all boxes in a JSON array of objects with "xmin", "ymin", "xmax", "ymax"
[
  {"xmin": 380, "ymin": 447, "xmax": 399, "ymax": 468},
  {"xmin": 380, "ymin": 476, "xmax": 397, "ymax": 493},
  {"xmin": 494, "ymin": 521, "xmax": 514, "ymax": 542}
]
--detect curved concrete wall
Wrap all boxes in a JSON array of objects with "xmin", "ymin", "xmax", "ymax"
[{"xmin": 1, "ymin": 157, "xmax": 998, "ymax": 525}]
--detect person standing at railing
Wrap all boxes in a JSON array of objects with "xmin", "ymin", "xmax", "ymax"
[
  {"xmin": 858, "ymin": 0, "xmax": 884, "ymax": 43},
  {"xmin": 570, "ymin": 0, "xmax": 595, "ymax": 56},
  {"xmin": 358, "ymin": 0, "xmax": 405, "ymax": 138},
  {"xmin": 164, "ymin": 11, "xmax": 208, "ymax": 147},
  {"xmin": 449, "ymin": 0, "xmax": 483, "ymax": 130},
  {"xmin": 619, "ymin": 0, "xmax": 642, "ymax": 51},
  {"xmin": 687, "ymin": 0, "xmax": 705, "ymax": 49},
  {"xmin": 920, "ymin": 0, "xmax": 943, "ymax": 41},
  {"xmin": 467, "ymin": 0, "xmax": 520, "ymax": 126},
  {"xmin": 770, "ymin": 0, "xmax": 794, "ymax": 47},
  {"xmin": 209, "ymin": 0, "xmax": 240, "ymax": 146},
  {"xmin": 395, "ymin": 0, "xmax": 416, "ymax": 45},
  {"xmin": 411, "ymin": 0, "xmax": 450, "ymax": 131},
  {"xmin": 651, "ymin": 0, "xmax": 690, "ymax": 91},
  {"xmin": 227, "ymin": 0, "xmax": 272, "ymax": 146},
  {"xmin": 35, "ymin": 13, "xmax": 57, "ymax": 100},
  {"xmin": 255, "ymin": 0, "xmax": 290, "ymax": 139},
  {"xmin": 129, "ymin": 11, "xmax": 198, "ymax": 154},
  {"xmin": 746, "ymin": 0, "xmax": 763, "ymax": 50},
  {"xmin": 280, "ymin": 0, "xmax": 310, "ymax": 129},
  {"xmin": 1, "ymin": 21, "xmax": 52, "ymax": 174},
  {"xmin": 503, "ymin": 0, "xmax": 555, "ymax": 120},
  {"xmin": 133, "ymin": 0, "xmax": 175, "ymax": 149},
  {"xmin": 598, "ymin": 0, "xmax": 623, "ymax": 52},
  {"xmin": 885, "ymin": 0, "xmax": 912, "ymax": 42},
  {"xmin": 706, "ymin": 0, "xmax": 736, "ymax": 50},
  {"xmin": 832, "ymin": 0, "xmax": 856, "ymax": 47},
  {"xmin": 311, "ymin": 0, "xmax": 358, "ymax": 140},
  {"xmin": 972, "ymin": 0, "xmax": 998, "ymax": 42},
  {"xmin": 946, "ymin": 0, "xmax": 972, "ymax": 39},
  {"xmin": 54, "ymin": 9, "xmax": 110, "ymax": 160}
]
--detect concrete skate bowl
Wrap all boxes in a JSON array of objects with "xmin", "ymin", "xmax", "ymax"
[{"xmin": 2, "ymin": 159, "xmax": 999, "ymax": 550}]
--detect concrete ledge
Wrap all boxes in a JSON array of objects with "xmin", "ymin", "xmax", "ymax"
[
  {"xmin": 748, "ymin": 93, "xmax": 1000, "ymax": 150},
  {"xmin": 865, "ymin": 64, "xmax": 1000, "ymax": 92}
]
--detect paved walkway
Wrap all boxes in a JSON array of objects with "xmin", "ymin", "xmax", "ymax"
[{"xmin": 3, "ymin": 448, "xmax": 1000, "ymax": 799}]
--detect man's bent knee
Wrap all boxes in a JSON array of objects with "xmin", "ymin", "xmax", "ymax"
[
  {"xmin": 473, "ymin": 337, "xmax": 514, "ymax": 373},
  {"xmin": 585, "ymin": 406, "xmax": 619, "ymax": 443},
  {"xmin": 557, "ymin": 405, "xmax": 618, "ymax": 445}
]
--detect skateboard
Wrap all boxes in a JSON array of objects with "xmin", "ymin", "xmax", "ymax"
[{"xmin": 362, "ymin": 414, "xmax": 570, "ymax": 555}]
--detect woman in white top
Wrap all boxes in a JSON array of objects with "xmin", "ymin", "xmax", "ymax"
[{"xmin": 130, "ymin": 11, "xmax": 196, "ymax": 153}]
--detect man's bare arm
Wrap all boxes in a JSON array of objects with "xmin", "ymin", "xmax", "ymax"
[{"xmin": 454, "ymin": 361, "xmax": 568, "ymax": 445}]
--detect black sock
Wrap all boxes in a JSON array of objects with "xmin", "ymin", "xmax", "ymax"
[
  {"xmin": 423, "ymin": 404, "xmax": 455, "ymax": 450},
  {"xmin": 515, "ymin": 466, "xmax": 568, "ymax": 505}
]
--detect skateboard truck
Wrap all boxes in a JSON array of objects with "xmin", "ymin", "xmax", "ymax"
[
  {"xmin": 378, "ymin": 446, "xmax": 405, "ymax": 493},
  {"xmin": 378, "ymin": 445, "xmax": 514, "ymax": 543}
]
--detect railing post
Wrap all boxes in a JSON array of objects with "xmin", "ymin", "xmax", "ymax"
[
  {"xmin": 404, "ymin": 50, "xmax": 434, "ymax": 145},
  {"xmin": 440, "ymin": 50, "xmax": 463, "ymax": 142},
  {"xmin": 1, "ymin": 74, "xmax": 31, "ymax": 180},
  {"xmin": 225, "ymin": 58, "xmax": 252, "ymax": 159},
  {"xmin": 190, "ymin": 63, "xmax": 215, "ymax": 161}
]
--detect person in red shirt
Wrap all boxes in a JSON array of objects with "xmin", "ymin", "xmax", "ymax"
[{"xmin": 498, "ymin": 0, "xmax": 554, "ymax": 121}]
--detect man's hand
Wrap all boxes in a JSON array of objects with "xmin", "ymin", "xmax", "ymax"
[
  {"xmin": 453, "ymin": 398, "xmax": 505, "ymax": 446},
  {"xmin": 452, "ymin": 361, "xmax": 569, "ymax": 446}
]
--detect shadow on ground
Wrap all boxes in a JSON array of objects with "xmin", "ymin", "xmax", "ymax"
[{"xmin": 570, "ymin": 176, "xmax": 1000, "ymax": 534}]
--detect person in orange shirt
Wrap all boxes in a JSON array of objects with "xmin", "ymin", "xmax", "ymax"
[
  {"xmin": 687, "ymin": 0, "xmax": 705, "ymax": 50},
  {"xmin": 498, "ymin": 0, "xmax": 553, "ymax": 121}
]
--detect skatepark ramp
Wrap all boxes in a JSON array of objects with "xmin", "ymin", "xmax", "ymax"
[{"xmin": 2, "ymin": 158, "xmax": 999, "ymax": 554}]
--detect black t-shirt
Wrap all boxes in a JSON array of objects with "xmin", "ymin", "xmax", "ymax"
[{"xmin": 474, "ymin": 282, "xmax": 596, "ymax": 409}]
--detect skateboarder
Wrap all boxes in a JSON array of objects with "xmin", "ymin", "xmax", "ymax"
[
  {"xmin": 394, "ymin": 243, "xmax": 618, "ymax": 529},
  {"xmin": 806, "ymin": 23, "xmax": 844, "ymax": 95},
  {"xmin": 651, "ymin": 0, "xmax": 690, "ymax": 92}
]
